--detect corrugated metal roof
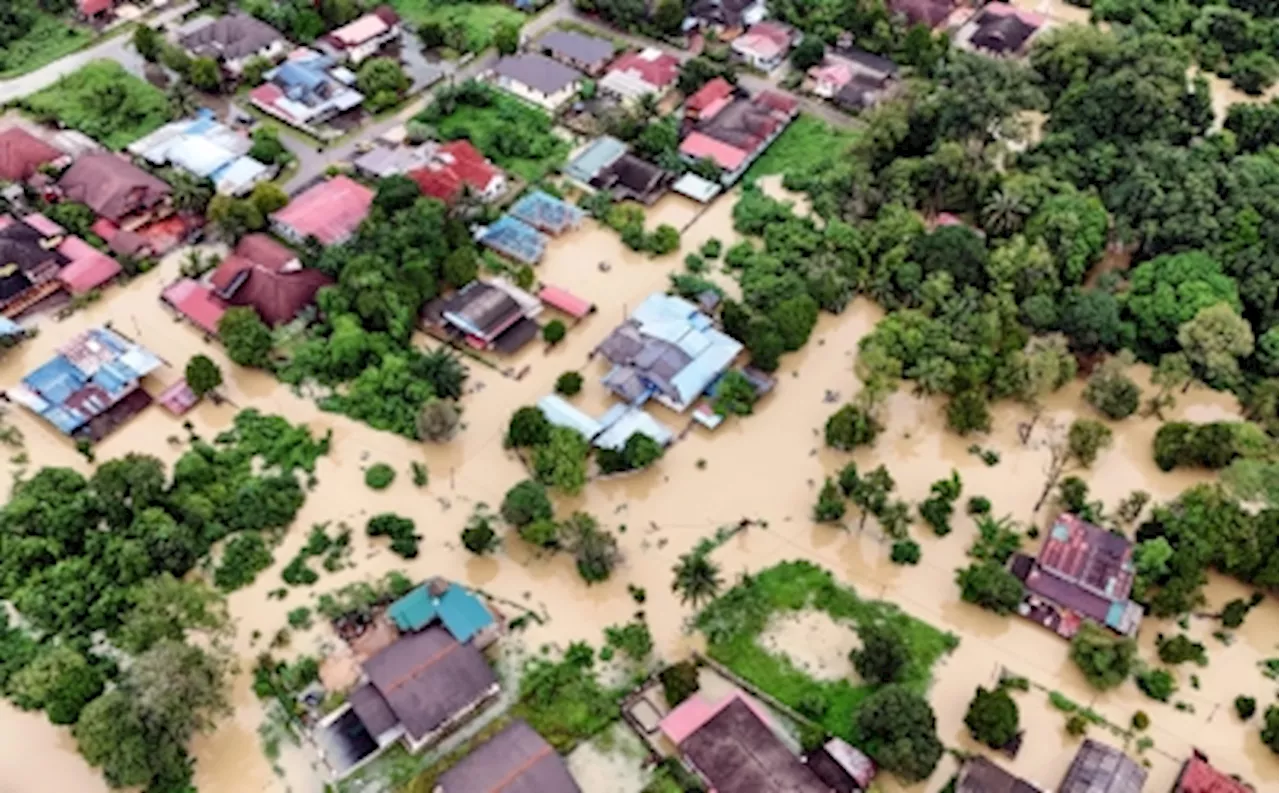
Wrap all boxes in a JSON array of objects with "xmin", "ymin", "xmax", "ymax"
[
  {"xmin": 565, "ymin": 136, "xmax": 627, "ymax": 184},
  {"xmin": 593, "ymin": 407, "xmax": 673, "ymax": 450},
  {"xmin": 537, "ymin": 394, "xmax": 602, "ymax": 439}
]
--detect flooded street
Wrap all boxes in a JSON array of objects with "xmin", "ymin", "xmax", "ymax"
[{"xmin": 0, "ymin": 177, "xmax": 1275, "ymax": 793}]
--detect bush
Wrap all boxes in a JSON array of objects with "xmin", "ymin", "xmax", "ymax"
[
  {"xmin": 543, "ymin": 320, "xmax": 567, "ymax": 345},
  {"xmin": 1156, "ymin": 634, "xmax": 1207, "ymax": 666},
  {"xmin": 286, "ymin": 607, "xmax": 312, "ymax": 629},
  {"xmin": 218, "ymin": 306, "xmax": 273, "ymax": 368},
  {"xmin": 967, "ymin": 496, "xmax": 992, "ymax": 515},
  {"xmin": 946, "ymin": 390, "xmax": 992, "ymax": 435},
  {"xmin": 1136, "ymin": 668, "xmax": 1177, "ymax": 702},
  {"xmin": 214, "ymin": 532, "xmax": 273, "ymax": 591},
  {"xmin": 366, "ymin": 513, "xmax": 420, "ymax": 559},
  {"xmin": 1084, "ymin": 361, "xmax": 1141, "ymax": 419},
  {"xmin": 501, "ymin": 479, "xmax": 553, "ymax": 527},
  {"xmin": 824, "ymin": 403, "xmax": 882, "ymax": 450},
  {"xmin": 1235, "ymin": 696, "xmax": 1256, "ymax": 720},
  {"xmin": 1266, "ymin": 705, "xmax": 1279, "ymax": 753},
  {"xmin": 850, "ymin": 623, "xmax": 909, "ymax": 684},
  {"xmin": 1221, "ymin": 598, "xmax": 1252, "ymax": 628},
  {"xmin": 1070, "ymin": 622, "xmax": 1137, "ymax": 690},
  {"xmin": 519, "ymin": 518, "xmax": 560, "ymax": 549},
  {"xmin": 185, "ymin": 354, "xmax": 223, "ymax": 397},
  {"xmin": 1068, "ymin": 419, "xmax": 1113, "ymax": 466},
  {"xmin": 965, "ymin": 686, "xmax": 1020, "ymax": 749},
  {"xmin": 1131, "ymin": 710, "xmax": 1149, "ymax": 730},
  {"xmin": 856, "ymin": 686, "xmax": 944, "ymax": 783},
  {"xmin": 604, "ymin": 620, "xmax": 653, "ymax": 661},
  {"xmin": 700, "ymin": 238, "xmax": 722, "ymax": 259},
  {"xmin": 555, "ymin": 371, "xmax": 583, "ymax": 396},
  {"xmin": 1153, "ymin": 421, "xmax": 1262, "ymax": 472},
  {"xmin": 1066, "ymin": 713, "xmax": 1089, "ymax": 736},
  {"xmin": 956, "ymin": 561, "xmax": 1023, "ymax": 614},
  {"xmin": 461, "ymin": 505, "xmax": 500, "ymax": 555},
  {"xmin": 364, "ymin": 463, "xmax": 395, "ymax": 490},
  {"xmin": 411, "ymin": 462, "xmax": 428, "ymax": 487},
  {"xmin": 813, "ymin": 478, "xmax": 846, "ymax": 523},
  {"xmin": 508, "ymin": 406, "xmax": 552, "ymax": 447},
  {"xmin": 660, "ymin": 661, "xmax": 700, "ymax": 706},
  {"xmin": 890, "ymin": 539, "xmax": 922, "ymax": 565}
]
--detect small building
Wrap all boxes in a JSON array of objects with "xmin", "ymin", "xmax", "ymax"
[
  {"xmin": 7, "ymin": 326, "xmax": 163, "ymax": 441},
  {"xmin": 438, "ymin": 279, "xmax": 541, "ymax": 352},
  {"xmin": 564, "ymin": 137, "xmax": 669, "ymax": 204},
  {"xmin": 249, "ymin": 49, "xmax": 365, "ymax": 133},
  {"xmin": 684, "ymin": 77, "xmax": 736, "ymax": 122},
  {"xmin": 491, "ymin": 53, "xmax": 584, "ymax": 112},
  {"xmin": 0, "ymin": 213, "xmax": 121, "ymax": 316},
  {"xmin": 77, "ymin": 0, "xmax": 114, "ymax": 21},
  {"xmin": 887, "ymin": 0, "xmax": 962, "ymax": 28},
  {"xmin": 538, "ymin": 284, "xmax": 595, "ymax": 320},
  {"xmin": 178, "ymin": 13, "xmax": 288, "ymax": 76},
  {"xmin": 805, "ymin": 738, "xmax": 877, "ymax": 792},
  {"xmin": 508, "ymin": 189, "xmax": 583, "ymax": 234},
  {"xmin": 593, "ymin": 404, "xmax": 674, "ymax": 451},
  {"xmin": 352, "ymin": 143, "xmax": 432, "ymax": 179},
  {"xmin": 534, "ymin": 30, "xmax": 615, "ymax": 76},
  {"xmin": 435, "ymin": 720, "xmax": 582, "ymax": 793},
  {"xmin": 323, "ymin": 7, "xmax": 402, "ymax": 64},
  {"xmin": 0, "ymin": 127, "xmax": 69, "ymax": 183},
  {"xmin": 680, "ymin": 89, "xmax": 799, "ymax": 184},
  {"xmin": 600, "ymin": 48, "xmax": 682, "ymax": 104},
  {"xmin": 537, "ymin": 394, "xmax": 604, "ymax": 440},
  {"xmin": 660, "ymin": 690, "xmax": 830, "ymax": 793},
  {"xmin": 956, "ymin": 3, "xmax": 1046, "ymax": 57},
  {"xmin": 684, "ymin": 0, "xmax": 767, "ymax": 34},
  {"xmin": 128, "ymin": 111, "xmax": 272, "ymax": 196},
  {"xmin": 564, "ymin": 136, "xmax": 627, "ymax": 186},
  {"xmin": 477, "ymin": 216, "xmax": 547, "ymax": 264},
  {"xmin": 57, "ymin": 153, "xmax": 172, "ymax": 228},
  {"xmin": 809, "ymin": 49, "xmax": 899, "ymax": 110},
  {"xmin": 387, "ymin": 577, "xmax": 499, "ymax": 648},
  {"xmin": 1012, "ymin": 513, "xmax": 1144, "ymax": 639},
  {"xmin": 271, "ymin": 175, "xmax": 373, "ymax": 246},
  {"xmin": 956, "ymin": 756, "xmax": 1043, "ymax": 793},
  {"xmin": 406, "ymin": 140, "xmax": 506, "ymax": 204},
  {"xmin": 1059, "ymin": 740, "xmax": 1147, "ymax": 793},
  {"xmin": 731, "ymin": 21, "xmax": 797, "ymax": 72},
  {"xmin": 1173, "ymin": 751, "xmax": 1251, "ymax": 793}
]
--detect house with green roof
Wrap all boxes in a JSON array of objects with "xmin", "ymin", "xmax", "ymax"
[{"xmin": 387, "ymin": 577, "xmax": 499, "ymax": 648}]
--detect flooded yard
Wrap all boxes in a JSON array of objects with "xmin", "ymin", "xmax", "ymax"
[{"xmin": 0, "ymin": 176, "xmax": 1275, "ymax": 793}]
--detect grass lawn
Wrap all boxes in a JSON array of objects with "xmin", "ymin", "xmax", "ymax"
[
  {"xmin": 424, "ymin": 87, "xmax": 570, "ymax": 181},
  {"xmin": 745, "ymin": 114, "xmax": 860, "ymax": 183},
  {"xmin": 20, "ymin": 60, "xmax": 169, "ymax": 150},
  {"xmin": 389, "ymin": 0, "xmax": 525, "ymax": 53},
  {"xmin": 695, "ymin": 560, "xmax": 958, "ymax": 742},
  {"xmin": 0, "ymin": 13, "xmax": 94, "ymax": 79}
]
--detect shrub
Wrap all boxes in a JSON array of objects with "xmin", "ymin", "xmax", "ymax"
[
  {"xmin": 281, "ymin": 555, "xmax": 318, "ymax": 586},
  {"xmin": 461, "ymin": 505, "xmax": 500, "ymax": 555},
  {"xmin": 964, "ymin": 686, "xmax": 1020, "ymax": 749},
  {"xmin": 812, "ymin": 478, "xmax": 846, "ymax": 523},
  {"xmin": 1235, "ymin": 696, "xmax": 1257, "ymax": 720},
  {"xmin": 890, "ymin": 539, "xmax": 922, "ymax": 565},
  {"xmin": 700, "ymin": 238, "xmax": 722, "ymax": 259},
  {"xmin": 1066, "ymin": 714, "xmax": 1089, "ymax": 736},
  {"xmin": 1222, "ymin": 598, "xmax": 1252, "ymax": 628},
  {"xmin": 967, "ymin": 496, "xmax": 992, "ymax": 515},
  {"xmin": 185, "ymin": 354, "xmax": 223, "ymax": 397},
  {"xmin": 214, "ymin": 532, "xmax": 273, "ymax": 591},
  {"xmin": 1131, "ymin": 710, "xmax": 1149, "ymax": 730},
  {"xmin": 364, "ymin": 463, "xmax": 395, "ymax": 490},
  {"xmin": 1153, "ymin": 421, "xmax": 1263, "ymax": 472},
  {"xmin": 507, "ymin": 406, "xmax": 552, "ymax": 447},
  {"xmin": 367, "ymin": 514, "xmax": 420, "ymax": 558},
  {"xmin": 1068, "ymin": 419, "xmax": 1113, "ymax": 466},
  {"xmin": 660, "ymin": 661, "xmax": 700, "ymax": 706},
  {"xmin": 850, "ymin": 623, "xmax": 909, "ymax": 684},
  {"xmin": 604, "ymin": 620, "xmax": 653, "ymax": 661},
  {"xmin": 519, "ymin": 518, "xmax": 560, "ymax": 549},
  {"xmin": 555, "ymin": 371, "xmax": 583, "ymax": 396},
  {"xmin": 956, "ymin": 561, "xmax": 1023, "ymax": 614},
  {"xmin": 1264, "ymin": 705, "xmax": 1278, "ymax": 753},
  {"xmin": 1157, "ymin": 634, "xmax": 1207, "ymax": 666},
  {"xmin": 1070, "ymin": 622, "xmax": 1137, "ymax": 690},
  {"xmin": 287, "ymin": 607, "xmax": 312, "ymax": 629},
  {"xmin": 543, "ymin": 320, "xmax": 567, "ymax": 345},
  {"xmin": 1136, "ymin": 668, "xmax": 1177, "ymax": 702},
  {"xmin": 501, "ymin": 479, "xmax": 553, "ymax": 527},
  {"xmin": 411, "ymin": 462, "xmax": 428, "ymax": 487},
  {"xmin": 824, "ymin": 403, "xmax": 882, "ymax": 450},
  {"xmin": 1084, "ymin": 360, "xmax": 1141, "ymax": 419}
]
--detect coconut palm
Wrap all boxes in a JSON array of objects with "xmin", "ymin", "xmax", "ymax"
[
  {"xmin": 416, "ymin": 400, "xmax": 461, "ymax": 443},
  {"xmin": 166, "ymin": 81, "xmax": 198, "ymax": 119},
  {"xmin": 671, "ymin": 551, "xmax": 723, "ymax": 607},
  {"xmin": 168, "ymin": 171, "xmax": 213, "ymax": 214},
  {"xmin": 981, "ymin": 188, "xmax": 1030, "ymax": 236}
]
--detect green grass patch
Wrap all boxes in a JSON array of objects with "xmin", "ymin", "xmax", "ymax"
[
  {"xmin": 19, "ymin": 60, "xmax": 169, "ymax": 150},
  {"xmin": 389, "ymin": 0, "xmax": 525, "ymax": 53},
  {"xmin": 510, "ymin": 645, "xmax": 624, "ymax": 752},
  {"xmin": 0, "ymin": 13, "xmax": 94, "ymax": 79},
  {"xmin": 745, "ymin": 114, "xmax": 860, "ymax": 183},
  {"xmin": 695, "ymin": 560, "xmax": 958, "ymax": 741},
  {"xmin": 422, "ymin": 85, "xmax": 569, "ymax": 181}
]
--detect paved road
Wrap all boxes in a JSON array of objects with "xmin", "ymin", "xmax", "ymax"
[{"xmin": 0, "ymin": 1, "xmax": 196, "ymax": 104}]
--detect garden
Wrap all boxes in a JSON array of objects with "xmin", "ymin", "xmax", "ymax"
[
  {"xmin": 19, "ymin": 60, "xmax": 171, "ymax": 150},
  {"xmin": 391, "ymin": 0, "xmax": 526, "ymax": 54},
  {"xmin": 0, "ymin": 8, "xmax": 93, "ymax": 79},
  {"xmin": 743, "ymin": 114, "xmax": 860, "ymax": 184}
]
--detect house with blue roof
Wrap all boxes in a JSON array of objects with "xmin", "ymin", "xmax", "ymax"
[
  {"xmin": 249, "ymin": 48, "xmax": 365, "ymax": 134},
  {"xmin": 386, "ymin": 577, "xmax": 499, "ymax": 648},
  {"xmin": 128, "ymin": 110, "xmax": 273, "ymax": 196}
]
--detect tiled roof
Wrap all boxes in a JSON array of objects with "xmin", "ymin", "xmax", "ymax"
[
  {"xmin": 680, "ymin": 131, "xmax": 749, "ymax": 171},
  {"xmin": 58, "ymin": 154, "xmax": 171, "ymax": 222},
  {"xmin": 607, "ymin": 48, "xmax": 681, "ymax": 88},
  {"xmin": 494, "ymin": 53, "xmax": 583, "ymax": 95},
  {"xmin": 271, "ymin": 175, "xmax": 373, "ymax": 245},
  {"xmin": 686, "ymin": 77, "xmax": 734, "ymax": 113},
  {"xmin": 0, "ymin": 127, "xmax": 63, "ymax": 182}
]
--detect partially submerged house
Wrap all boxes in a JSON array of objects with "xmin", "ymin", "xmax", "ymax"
[
  {"xmin": 7, "ymin": 326, "xmax": 163, "ymax": 441},
  {"xmin": 956, "ymin": 756, "xmax": 1043, "ymax": 793},
  {"xmin": 491, "ymin": 53, "xmax": 584, "ymax": 111},
  {"xmin": 956, "ymin": 3, "xmax": 1046, "ymax": 57},
  {"xmin": 435, "ymin": 720, "xmax": 582, "ymax": 793},
  {"xmin": 536, "ymin": 394, "xmax": 675, "ymax": 452},
  {"xmin": 806, "ymin": 738, "xmax": 877, "ymax": 793},
  {"xmin": 0, "ymin": 213, "xmax": 123, "ymax": 316},
  {"xmin": 1173, "ymin": 752, "xmax": 1252, "ymax": 793},
  {"xmin": 508, "ymin": 189, "xmax": 584, "ymax": 234},
  {"xmin": 406, "ymin": 140, "xmax": 506, "ymax": 204},
  {"xmin": 1059, "ymin": 740, "xmax": 1147, "ymax": 793},
  {"xmin": 128, "ymin": 111, "xmax": 272, "ymax": 196},
  {"xmin": 1011, "ymin": 513, "xmax": 1143, "ymax": 639},
  {"xmin": 731, "ymin": 21, "xmax": 798, "ymax": 72},
  {"xmin": 564, "ymin": 137, "xmax": 671, "ymax": 204},
  {"xmin": 680, "ymin": 87, "xmax": 799, "ymax": 184},
  {"xmin": 386, "ymin": 577, "xmax": 499, "ymax": 648},
  {"xmin": 594, "ymin": 292, "xmax": 742, "ymax": 413},
  {"xmin": 435, "ymin": 279, "xmax": 542, "ymax": 352},
  {"xmin": 249, "ymin": 49, "xmax": 365, "ymax": 133},
  {"xmin": 323, "ymin": 7, "xmax": 402, "ymax": 64},
  {"xmin": 684, "ymin": 0, "xmax": 767, "ymax": 34},
  {"xmin": 0, "ymin": 127, "xmax": 69, "ymax": 183},
  {"xmin": 601, "ymin": 48, "xmax": 682, "ymax": 104},
  {"xmin": 808, "ymin": 49, "xmax": 899, "ymax": 110},
  {"xmin": 57, "ymin": 153, "xmax": 172, "ymax": 230},
  {"xmin": 271, "ymin": 175, "xmax": 373, "ymax": 246},
  {"xmin": 177, "ymin": 13, "xmax": 288, "ymax": 76},
  {"xmin": 534, "ymin": 29, "xmax": 615, "ymax": 76}
]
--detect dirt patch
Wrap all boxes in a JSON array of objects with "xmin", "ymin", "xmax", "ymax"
[
  {"xmin": 565, "ymin": 723, "xmax": 651, "ymax": 793},
  {"xmin": 758, "ymin": 610, "xmax": 860, "ymax": 682}
]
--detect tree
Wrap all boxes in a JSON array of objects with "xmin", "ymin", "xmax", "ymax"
[
  {"xmin": 1265, "ymin": 705, "xmax": 1279, "ymax": 754},
  {"xmin": 1122, "ymin": 252, "xmax": 1240, "ymax": 355},
  {"xmin": 562, "ymin": 512, "xmax": 619, "ymax": 583},
  {"xmin": 248, "ymin": 126, "xmax": 288, "ymax": 165},
  {"xmin": 1083, "ymin": 353, "xmax": 1141, "ymax": 419},
  {"xmin": 1224, "ymin": 102, "xmax": 1278, "ymax": 153},
  {"xmin": 946, "ymin": 390, "xmax": 992, "ymax": 435},
  {"xmin": 1235, "ymin": 696, "xmax": 1257, "ymax": 720},
  {"xmin": 790, "ymin": 37, "xmax": 825, "ymax": 71},
  {"xmin": 825, "ymin": 403, "xmax": 882, "ymax": 449},
  {"xmin": 660, "ymin": 660, "xmax": 700, "ymax": 706},
  {"xmin": 672, "ymin": 551, "xmax": 722, "ymax": 607},
  {"xmin": 185, "ymin": 354, "xmax": 222, "ymax": 397},
  {"xmin": 461, "ymin": 505, "xmax": 500, "ymax": 554},
  {"xmin": 356, "ymin": 57, "xmax": 409, "ymax": 111},
  {"xmin": 117, "ymin": 575, "xmax": 228, "ymax": 655},
  {"xmin": 622, "ymin": 432, "xmax": 663, "ymax": 470},
  {"xmin": 851, "ymin": 623, "xmax": 909, "ymax": 684},
  {"xmin": 188, "ymin": 57, "xmax": 222, "ymax": 92},
  {"xmin": 417, "ymin": 347, "xmax": 469, "ymax": 400},
  {"xmin": 1058, "ymin": 288, "xmax": 1130, "ymax": 353},
  {"xmin": 813, "ymin": 478, "xmax": 847, "ymax": 523},
  {"xmin": 1146, "ymin": 352, "xmax": 1193, "ymax": 418},
  {"xmin": 207, "ymin": 194, "xmax": 264, "ymax": 239},
  {"xmin": 1177, "ymin": 302, "xmax": 1255, "ymax": 389},
  {"xmin": 1156, "ymin": 634, "xmax": 1206, "ymax": 666},
  {"xmin": 241, "ymin": 55, "xmax": 272, "ymax": 86},
  {"xmin": 713, "ymin": 370, "xmax": 757, "ymax": 416},
  {"xmin": 849, "ymin": 465, "xmax": 894, "ymax": 529},
  {"xmin": 648, "ymin": 224, "xmax": 681, "ymax": 256},
  {"xmin": 543, "ymin": 319, "xmax": 567, "ymax": 345},
  {"xmin": 218, "ymin": 306, "xmax": 272, "ymax": 367},
  {"xmin": 855, "ymin": 686, "xmax": 944, "ymax": 783},
  {"xmin": 507, "ymin": 406, "xmax": 552, "ymax": 447},
  {"xmin": 249, "ymin": 182, "xmax": 289, "ymax": 216},
  {"xmin": 501, "ymin": 479, "xmax": 553, "ymax": 527},
  {"xmin": 416, "ymin": 400, "xmax": 461, "ymax": 443},
  {"xmin": 653, "ymin": 0, "xmax": 685, "ymax": 35},
  {"xmin": 442, "ymin": 247, "xmax": 479, "ymax": 289},
  {"xmin": 1067, "ymin": 419, "xmax": 1112, "ymax": 467},
  {"xmin": 494, "ymin": 21, "xmax": 520, "ymax": 54},
  {"xmin": 1136, "ymin": 668, "xmax": 1176, "ymax": 702},
  {"xmin": 166, "ymin": 81, "xmax": 199, "ymax": 118},
  {"xmin": 1014, "ymin": 334, "xmax": 1077, "ymax": 440},
  {"xmin": 532, "ymin": 426, "xmax": 589, "ymax": 495},
  {"xmin": 891, "ymin": 539, "xmax": 922, "ymax": 565},
  {"xmin": 9, "ymin": 645, "xmax": 104, "ymax": 725},
  {"xmin": 955, "ymin": 561, "xmax": 1024, "ymax": 614},
  {"xmin": 555, "ymin": 371, "xmax": 583, "ymax": 396},
  {"xmin": 133, "ymin": 24, "xmax": 161, "ymax": 61},
  {"xmin": 1069, "ymin": 622, "xmax": 1137, "ymax": 690},
  {"xmin": 965, "ymin": 685, "xmax": 1020, "ymax": 749},
  {"xmin": 74, "ymin": 690, "xmax": 156, "ymax": 788},
  {"xmin": 367, "ymin": 512, "xmax": 420, "ymax": 558},
  {"xmin": 982, "ymin": 188, "xmax": 1032, "ymax": 237}
]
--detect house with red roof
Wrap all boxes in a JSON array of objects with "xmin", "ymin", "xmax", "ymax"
[
  {"xmin": 0, "ymin": 127, "xmax": 69, "ymax": 183},
  {"xmin": 684, "ymin": 77, "xmax": 736, "ymax": 121},
  {"xmin": 271, "ymin": 175, "xmax": 374, "ymax": 246},
  {"xmin": 0, "ymin": 213, "xmax": 122, "ymax": 317},
  {"xmin": 600, "ymin": 48, "xmax": 682, "ymax": 104},
  {"xmin": 77, "ymin": 0, "xmax": 115, "ymax": 20},
  {"xmin": 679, "ymin": 87, "xmax": 798, "ymax": 184},
  {"xmin": 407, "ymin": 140, "xmax": 506, "ymax": 204},
  {"xmin": 1173, "ymin": 752, "xmax": 1253, "ymax": 793},
  {"xmin": 730, "ymin": 21, "xmax": 798, "ymax": 72}
]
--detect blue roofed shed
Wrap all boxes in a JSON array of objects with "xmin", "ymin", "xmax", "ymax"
[
  {"xmin": 565, "ymin": 136, "xmax": 627, "ymax": 185},
  {"xmin": 387, "ymin": 578, "xmax": 497, "ymax": 646}
]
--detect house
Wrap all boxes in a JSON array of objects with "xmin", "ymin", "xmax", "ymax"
[
  {"xmin": 435, "ymin": 720, "xmax": 582, "ymax": 793},
  {"xmin": 0, "ymin": 212, "xmax": 123, "ymax": 317},
  {"xmin": 57, "ymin": 153, "xmax": 172, "ymax": 227},
  {"xmin": 535, "ymin": 30, "xmax": 615, "ymax": 75},
  {"xmin": 600, "ymin": 48, "xmax": 682, "ymax": 103},
  {"xmin": 660, "ymin": 690, "xmax": 830, "ymax": 793},
  {"xmin": 178, "ymin": 13, "xmax": 287, "ymax": 76},
  {"xmin": 249, "ymin": 49, "xmax": 365, "ymax": 133},
  {"xmin": 680, "ymin": 89, "xmax": 799, "ymax": 183},
  {"xmin": 887, "ymin": 0, "xmax": 961, "ymax": 28},
  {"xmin": 956, "ymin": 3, "xmax": 1046, "ymax": 57},
  {"xmin": 731, "ymin": 21, "xmax": 797, "ymax": 72},
  {"xmin": 477, "ymin": 216, "xmax": 547, "ymax": 264},
  {"xmin": 315, "ymin": 627, "xmax": 500, "ymax": 778},
  {"xmin": 1173, "ymin": 752, "xmax": 1251, "ymax": 793},
  {"xmin": 0, "ymin": 127, "xmax": 68, "ymax": 183},
  {"xmin": 386, "ymin": 577, "xmax": 499, "ymax": 648},
  {"xmin": 956, "ymin": 756, "xmax": 1042, "ymax": 793},
  {"xmin": 684, "ymin": 77, "xmax": 736, "ymax": 121},
  {"xmin": 1011, "ymin": 513, "xmax": 1144, "ymax": 639},
  {"xmin": 1059, "ymin": 740, "xmax": 1147, "ymax": 793},
  {"xmin": 323, "ymin": 7, "xmax": 402, "ymax": 64},
  {"xmin": 806, "ymin": 738, "xmax": 877, "ymax": 792},
  {"xmin": 508, "ymin": 189, "xmax": 583, "ymax": 234},
  {"xmin": 437, "ymin": 279, "xmax": 542, "ymax": 352},
  {"xmin": 127, "ymin": 111, "xmax": 272, "ymax": 196},
  {"xmin": 352, "ymin": 143, "xmax": 432, "ymax": 179},
  {"xmin": 406, "ymin": 140, "xmax": 506, "ymax": 204},
  {"xmin": 809, "ymin": 49, "xmax": 899, "ymax": 109},
  {"xmin": 6, "ymin": 326, "xmax": 163, "ymax": 440},
  {"xmin": 271, "ymin": 175, "xmax": 373, "ymax": 246},
  {"xmin": 684, "ymin": 0, "xmax": 767, "ymax": 33},
  {"xmin": 491, "ymin": 53, "xmax": 584, "ymax": 111},
  {"xmin": 77, "ymin": 0, "xmax": 114, "ymax": 20},
  {"xmin": 564, "ymin": 137, "xmax": 671, "ymax": 204},
  {"xmin": 594, "ymin": 293, "xmax": 742, "ymax": 413},
  {"xmin": 538, "ymin": 284, "xmax": 595, "ymax": 320}
]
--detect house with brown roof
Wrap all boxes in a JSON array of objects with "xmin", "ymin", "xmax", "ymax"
[
  {"xmin": 178, "ymin": 13, "xmax": 288, "ymax": 76},
  {"xmin": 56, "ymin": 153, "xmax": 172, "ymax": 228},
  {"xmin": 0, "ymin": 127, "xmax": 69, "ymax": 183},
  {"xmin": 314, "ymin": 626, "xmax": 500, "ymax": 779},
  {"xmin": 957, "ymin": 756, "xmax": 1043, "ymax": 793},
  {"xmin": 1059, "ymin": 740, "xmax": 1147, "ymax": 793},
  {"xmin": 435, "ymin": 720, "xmax": 582, "ymax": 793},
  {"xmin": 0, "ymin": 213, "xmax": 123, "ymax": 317},
  {"xmin": 955, "ymin": 3, "xmax": 1046, "ymax": 57},
  {"xmin": 433, "ymin": 278, "xmax": 542, "ymax": 353}
]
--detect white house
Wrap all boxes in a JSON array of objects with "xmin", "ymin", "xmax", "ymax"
[
  {"xmin": 491, "ymin": 53, "xmax": 584, "ymax": 112},
  {"xmin": 323, "ymin": 8, "xmax": 402, "ymax": 64}
]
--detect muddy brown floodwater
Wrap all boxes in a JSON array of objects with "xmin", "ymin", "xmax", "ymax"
[{"xmin": 0, "ymin": 177, "xmax": 1275, "ymax": 793}]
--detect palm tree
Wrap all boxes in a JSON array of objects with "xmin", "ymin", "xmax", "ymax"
[
  {"xmin": 981, "ymin": 188, "xmax": 1030, "ymax": 236},
  {"xmin": 166, "ymin": 81, "xmax": 198, "ymax": 119},
  {"xmin": 169, "ymin": 171, "xmax": 213, "ymax": 214},
  {"xmin": 671, "ymin": 551, "xmax": 723, "ymax": 607}
]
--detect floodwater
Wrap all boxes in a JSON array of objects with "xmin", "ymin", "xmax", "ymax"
[{"xmin": 0, "ymin": 176, "xmax": 1275, "ymax": 793}]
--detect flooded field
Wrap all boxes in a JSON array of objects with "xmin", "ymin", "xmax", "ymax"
[{"xmin": 0, "ymin": 177, "xmax": 1275, "ymax": 793}]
